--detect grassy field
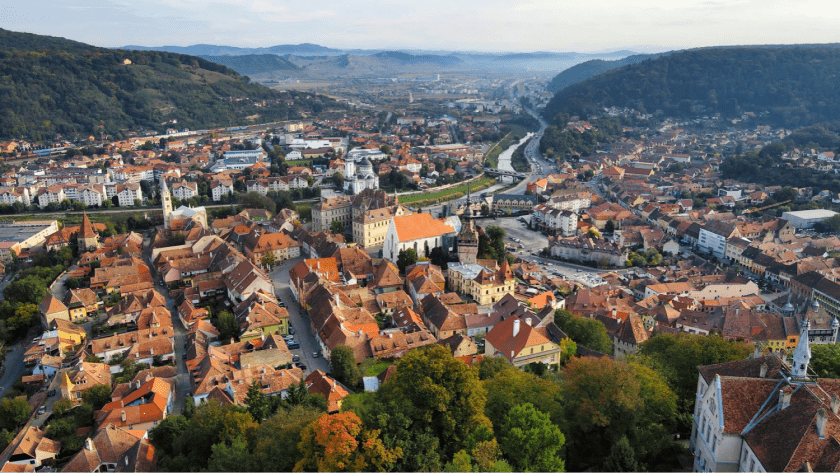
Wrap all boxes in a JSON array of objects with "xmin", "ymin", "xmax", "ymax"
[
  {"xmin": 361, "ymin": 359, "xmax": 396, "ymax": 377},
  {"xmin": 284, "ymin": 158, "xmax": 313, "ymax": 166},
  {"xmin": 399, "ymin": 177, "xmax": 496, "ymax": 207},
  {"xmin": 484, "ymin": 125, "xmax": 528, "ymax": 168}
]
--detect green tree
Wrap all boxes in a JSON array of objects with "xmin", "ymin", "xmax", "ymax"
[
  {"xmin": 207, "ymin": 436, "xmax": 259, "ymax": 472},
  {"xmin": 52, "ymin": 398, "xmax": 74, "ymax": 416},
  {"xmin": 604, "ymin": 219, "xmax": 616, "ymax": 233},
  {"xmin": 587, "ymin": 228, "xmax": 601, "ymax": 239},
  {"xmin": 380, "ymin": 144, "xmax": 392, "ymax": 155},
  {"xmin": 245, "ymin": 380, "xmax": 270, "ymax": 422},
  {"xmin": 443, "ymin": 450, "xmax": 474, "ymax": 472},
  {"xmin": 0, "ymin": 397, "xmax": 30, "ymax": 430},
  {"xmin": 482, "ymin": 362, "xmax": 563, "ymax": 429},
  {"xmin": 636, "ymin": 332, "xmax": 752, "ymax": 427},
  {"xmin": 215, "ymin": 311, "xmax": 240, "ymax": 342},
  {"xmin": 500, "ymin": 403, "xmax": 565, "ymax": 472},
  {"xmin": 603, "ymin": 435, "xmax": 639, "ymax": 472},
  {"xmin": 282, "ymin": 381, "xmax": 328, "ymax": 412},
  {"xmin": 260, "ymin": 252, "xmax": 276, "ymax": 268},
  {"xmin": 330, "ymin": 345, "xmax": 361, "ymax": 389},
  {"xmin": 560, "ymin": 356, "xmax": 677, "ymax": 471},
  {"xmin": 375, "ymin": 345, "xmax": 492, "ymax": 461},
  {"xmin": 82, "ymin": 384, "xmax": 113, "ymax": 410},
  {"xmin": 396, "ymin": 248, "xmax": 418, "ymax": 273},
  {"xmin": 4, "ymin": 277, "xmax": 47, "ymax": 305},
  {"xmin": 330, "ymin": 220, "xmax": 345, "ymax": 234},
  {"xmin": 149, "ymin": 415, "xmax": 190, "ymax": 457},
  {"xmin": 241, "ymin": 191, "xmax": 276, "ymax": 213},
  {"xmin": 811, "ymin": 344, "xmax": 840, "ymax": 378},
  {"xmin": 252, "ymin": 406, "xmax": 323, "ymax": 471},
  {"xmin": 554, "ymin": 309, "xmax": 612, "ymax": 354}
]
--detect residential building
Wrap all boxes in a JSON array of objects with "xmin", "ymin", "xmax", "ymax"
[{"xmin": 484, "ymin": 315, "xmax": 561, "ymax": 367}]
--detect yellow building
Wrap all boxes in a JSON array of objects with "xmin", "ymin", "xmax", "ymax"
[
  {"xmin": 485, "ymin": 315, "xmax": 561, "ymax": 367},
  {"xmin": 447, "ymin": 260, "xmax": 515, "ymax": 306},
  {"xmin": 50, "ymin": 318, "xmax": 86, "ymax": 348},
  {"xmin": 352, "ymin": 205, "xmax": 411, "ymax": 249}
]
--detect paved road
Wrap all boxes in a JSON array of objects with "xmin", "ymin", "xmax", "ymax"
[
  {"xmin": 269, "ymin": 258, "xmax": 331, "ymax": 375},
  {"xmin": 0, "ymin": 343, "xmax": 26, "ymax": 398},
  {"xmin": 142, "ymin": 246, "xmax": 190, "ymax": 414}
]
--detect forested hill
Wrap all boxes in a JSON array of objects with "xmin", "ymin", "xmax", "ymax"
[
  {"xmin": 546, "ymin": 52, "xmax": 669, "ymax": 93},
  {"xmin": 0, "ymin": 29, "xmax": 338, "ymax": 141},
  {"xmin": 543, "ymin": 45, "xmax": 840, "ymax": 129}
]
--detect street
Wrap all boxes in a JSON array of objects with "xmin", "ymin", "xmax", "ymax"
[
  {"xmin": 142, "ymin": 244, "xmax": 191, "ymax": 414},
  {"xmin": 269, "ymin": 258, "xmax": 331, "ymax": 375}
]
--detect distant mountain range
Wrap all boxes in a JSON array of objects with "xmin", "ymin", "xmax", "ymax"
[
  {"xmin": 542, "ymin": 44, "xmax": 840, "ymax": 128},
  {"xmin": 199, "ymin": 54, "xmax": 300, "ymax": 74},
  {"xmin": 120, "ymin": 43, "xmax": 640, "ymax": 74},
  {"xmin": 0, "ymin": 29, "xmax": 341, "ymax": 141}
]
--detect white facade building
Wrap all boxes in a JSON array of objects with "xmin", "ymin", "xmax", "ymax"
[
  {"xmin": 117, "ymin": 183, "xmax": 143, "ymax": 207},
  {"xmin": 344, "ymin": 157, "xmax": 379, "ymax": 194}
]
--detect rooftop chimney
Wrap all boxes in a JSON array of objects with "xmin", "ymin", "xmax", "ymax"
[
  {"xmin": 832, "ymin": 395, "xmax": 840, "ymax": 415},
  {"xmin": 149, "ymin": 347, "xmax": 154, "ymax": 356},
  {"xmin": 85, "ymin": 438, "xmax": 94, "ymax": 451},
  {"xmin": 120, "ymin": 411, "xmax": 126, "ymax": 422},
  {"xmin": 780, "ymin": 387, "xmax": 793, "ymax": 409},
  {"xmin": 135, "ymin": 380, "xmax": 141, "ymax": 390},
  {"xmin": 817, "ymin": 408, "xmax": 828, "ymax": 439},
  {"xmin": 513, "ymin": 319, "xmax": 521, "ymax": 337},
  {"xmin": 525, "ymin": 318, "xmax": 532, "ymax": 326},
  {"xmin": 760, "ymin": 362, "xmax": 768, "ymax": 378}
]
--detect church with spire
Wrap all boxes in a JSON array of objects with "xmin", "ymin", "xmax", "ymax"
[
  {"xmin": 76, "ymin": 212, "xmax": 100, "ymax": 252},
  {"xmin": 690, "ymin": 316, "xmax": 840, "ymax": 472},
  {"xmin": 160, "ymin": 178, "xmax": 207, "ymax": 230}
]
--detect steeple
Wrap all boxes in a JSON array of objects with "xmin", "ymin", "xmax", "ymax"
[
  {"xmin": 77, "ymin": 211, "xmax": 99, "ymax": 251},
  {"xmin": 791, "ymin": 318, "xmax": 812, "ymax": 378},
  {"xmin": 161, "ymin": 178, "xmax": 172, "ymax": 229}
]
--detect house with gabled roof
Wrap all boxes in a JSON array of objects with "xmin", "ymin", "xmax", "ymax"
[
  {"xmin": 484, "ymin": 314, "xmax": 561, "ymax": 367},
  {"xmin": 8, "ymin": 427, "xmax": 60, "ymax": 468},
  {"xmin": 60, "ymin": 424, "xmax": 157, "ymax": 472}
]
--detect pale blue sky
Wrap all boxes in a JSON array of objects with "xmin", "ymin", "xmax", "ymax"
[{"xmin": 0, "ymin": 0, "xmax": 836, "ymax": 52}]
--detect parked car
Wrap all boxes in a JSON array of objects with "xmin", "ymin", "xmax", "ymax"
[
  {"xmin": 288, "ymin": 326, "xmax": 295, "ymax": 335},
  {"xmin": 48, "ymin": 389, "xmax": 56, "ymax": 397},
  {"xmin": 37, "ymin": 405, "xmax": 46, "ymax": 415},
  {"xmin": 312, "ymin": 351, "xmax": 320, "ymax": 358},
  {"xmin": 292, "ymin": 355, "xmax": 300, "ymax": 362},
  {"xmin": 287, "ymin": 342, "xmax": 301, "ymax": 349}
]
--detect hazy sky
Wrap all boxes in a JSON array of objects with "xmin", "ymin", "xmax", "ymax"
[{"xmin": 0, "ymin": 0, "xmax": 837, "ymax": 52}]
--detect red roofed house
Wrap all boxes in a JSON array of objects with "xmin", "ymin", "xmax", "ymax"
[{"xmin": 484, "ymin": 315, "xmax": 561, "ymax": 367}]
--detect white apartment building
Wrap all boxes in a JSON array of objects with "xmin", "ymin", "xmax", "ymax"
[
  {"xmin": 37, "ymin": 186, "xmax": 66, "ymax": 208},
  {"xmin": 117, "ymin": 183, "xmax": 143, "ymax": 206},
  {"xmin": 211, "ymin": 179, "xmax": 234, "ymax": 201},
  {"xmin": 0, "ymin": 187, "xmax": 31, "ymax": 206},
  {"xmin": 171, "ymin": 181, "xmax": 198, "ymax": 200}
]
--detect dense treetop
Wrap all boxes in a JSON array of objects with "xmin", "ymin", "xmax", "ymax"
[
  {"xmin": 0, "ymin": 28, "xmax": 340, "ymax": 141},
  {"xmin": 543, "ymin": 45, "xmax": 840, "ymax": 129}
]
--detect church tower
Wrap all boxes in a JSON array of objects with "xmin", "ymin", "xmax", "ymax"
[
  {"xmin": 77, "ymin": 212, "xmax": 99, "ymax": 251},
  {"xmin": 457, "ymin": 220, "xmax": 479, "ymax": 264},
  {"xmin": 791, "ymin": 318, "xmax": 812, "ymax": 379},
  {"xmin": 161, "ymin": 179, "xmax": 172, "ymax": 229}
]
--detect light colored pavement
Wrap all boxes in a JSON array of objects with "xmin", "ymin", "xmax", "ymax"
[{"xmin": 269, "ymin": 258, "xmax": 331, "ymax": 375}]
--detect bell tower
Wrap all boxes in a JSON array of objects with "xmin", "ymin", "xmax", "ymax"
[{"xmin": 161, "ymin": 179, "xmax": 172, "ymax": 229}]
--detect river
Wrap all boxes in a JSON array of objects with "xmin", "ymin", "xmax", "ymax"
[{"xmin": 497, "ymin": 132, "xmax": 534, "ymax": 172}]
